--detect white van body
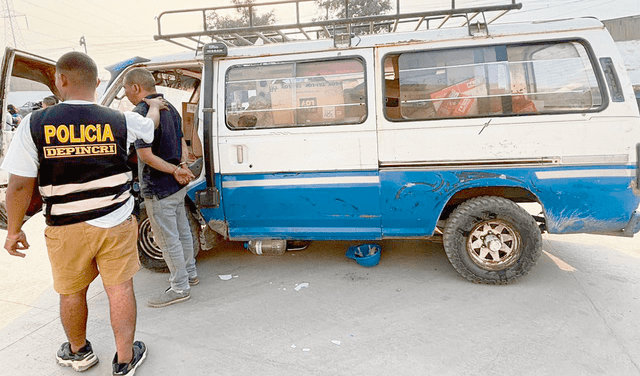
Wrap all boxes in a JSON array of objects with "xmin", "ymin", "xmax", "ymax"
[
  {"xmin": 2, "ymin": 3, "xmax": 639, "ymax": 284},
  {"xmin": 173, "ymin": 16, "xmax": 638, "ymax": 284}
]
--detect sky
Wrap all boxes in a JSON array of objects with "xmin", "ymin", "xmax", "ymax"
[{"xmin": 1, "ymin": 0, "xmax": 639, "ymax": 79}]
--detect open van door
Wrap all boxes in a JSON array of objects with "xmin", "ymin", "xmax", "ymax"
[
  {"xmin": 0, "ymin": 47, "xmax": 58, "ymax": 155},
  {"xmin": 0, "ymin": 47, "xmax": 58, "ymax": 229}
]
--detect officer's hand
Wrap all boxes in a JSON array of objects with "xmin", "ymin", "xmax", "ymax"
[
  {"xmin": 143, "ymin": 97, "xmax": 169, "ymax": 111},
  {"xmin": 4, "ymin": 231, "xmax": 29, "ymax": 258}
]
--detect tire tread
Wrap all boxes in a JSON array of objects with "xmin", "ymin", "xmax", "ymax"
[{"xmin": 443, "ymin": 196, "xmax": 542, "ymax": 285}]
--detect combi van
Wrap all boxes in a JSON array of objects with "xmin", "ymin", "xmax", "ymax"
[{"xmin": 2, "ymin": 0, "xmax": 640, "ymax": 284}]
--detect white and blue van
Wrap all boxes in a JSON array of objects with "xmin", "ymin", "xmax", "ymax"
[{"xmin": 2, "ymin": 1, "xmax": 640, "ymax": 284}]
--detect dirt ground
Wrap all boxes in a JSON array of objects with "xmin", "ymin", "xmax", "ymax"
[{"xmin": 2, "ymin": 212, "xmax": 640, "ymax": 375}]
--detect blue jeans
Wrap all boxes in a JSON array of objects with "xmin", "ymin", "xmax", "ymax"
[{"xmin": 144, "ymin": 187, "xmax": 196, "ymax": 292}]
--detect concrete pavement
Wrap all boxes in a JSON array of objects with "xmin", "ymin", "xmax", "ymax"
[{"xmin": 2, "ymin": 214, "xmax": 640, "ymax": 375}]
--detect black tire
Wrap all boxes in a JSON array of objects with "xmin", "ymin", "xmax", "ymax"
[
  {"xmin": 137, "ymin": 201, "xmax": 201, "ymax": 273},
  {"xmin": 186, "ymin": 208, "xmax": 202, "ymax": 258},
  {"xmin": 442, "ymin": 196, "xmax": 542, "ymax": 285}
]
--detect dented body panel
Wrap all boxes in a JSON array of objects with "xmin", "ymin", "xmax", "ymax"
[{"xmin": 380, "ymin": 166, "xmax": 639, "ymax": 237}]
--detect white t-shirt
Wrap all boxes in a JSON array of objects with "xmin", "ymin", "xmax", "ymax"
[{"xmin": 1, "ymin": 100, "xmax": 155, "ymax": 228}]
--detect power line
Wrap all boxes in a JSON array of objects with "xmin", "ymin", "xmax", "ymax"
[
  {"xmin": 17, "ymin": 0, "xmax": 148, "ymax": 47},
  {"xmin": 56, "ymin": 0, "xmax": 149, "ymax": 33},
  {"xmin": 20, "ymin": 0, "xmax": 126, "ymax": 30},
  {"xmin": 1, "ymin": 0, "xmax": 26, "ymax": 48}
]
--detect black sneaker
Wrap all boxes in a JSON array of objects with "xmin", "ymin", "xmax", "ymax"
[
  {"xmin": 56, "ymin": 340, "xmax": 99, "ymax": 372},
  {"xmin": 112, "ymin": 340, "xmax": 147, "ymax": 376}
]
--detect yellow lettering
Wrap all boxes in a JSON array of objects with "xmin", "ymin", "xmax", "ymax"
[
  {"xmin": 56, "ymin": 148, "xmax": 66, "ymax": 156},
  {"xmin": 44, "ymin": 148, "xmax": 56, "ymax": 157},
  {"xmin": 69, "ymin": 125, "xmax": 85, "ymax": 143},
  {"xmin": 85, "ymin": 125, "xmax": 96, "ymax": 142},
  {"xmin": 44, "ymin": 125, "xmax": 56, "ymax": 144},
  {"xmin": 101, "ymin": 124, "xmax": 114, "ymax": 142},
  {"xmin": 57, "ymin": 126, "xmax": 69, "ymax": 143},
  {"xmin": 79, "ymin": 146, "xmax": 91, "ymax": 155},
  {"xmin": 92, "ymin": 146, "xmax": 101, "ymax": 154},
  {"xmin": 99, "ymin": 145, "xmax": 110, "ymax": 154},
  {"xmin": 97, "ymin": 124, "xmax": 102, "ymax": 142}
]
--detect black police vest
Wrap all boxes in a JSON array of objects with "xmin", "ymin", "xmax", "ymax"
[{"xmin": 30, "ymin": 104, "xmax": 131, "ymax": 226}]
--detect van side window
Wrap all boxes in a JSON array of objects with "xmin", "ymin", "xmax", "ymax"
[
  {"xmin": 384, "ymin": 41, "xmax": 603, "ymax": 120},
  {"xmin": 226, "ymin": 58, "xmax": 366, "ymax": 129}
]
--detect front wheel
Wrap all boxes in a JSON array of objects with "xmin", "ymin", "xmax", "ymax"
[
  {"xmin": 442, "ymin": 196, "xmax": 542, "ymax": 284},
  {"xmin": 137, "ymin": 201, "xmax": 201, "ymax": 272}
]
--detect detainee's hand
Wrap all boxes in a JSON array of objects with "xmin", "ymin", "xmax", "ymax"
[
  {"xmin": 173, "ymin": 166, "xmax": 195, "ymax": 185},
  {"xmin": 4, "ymin": 231, "xmax": 30, "ymax": 258},
  {"xmin": 143, "ymin": 97, "xmax": 169, "ymax": 111}
]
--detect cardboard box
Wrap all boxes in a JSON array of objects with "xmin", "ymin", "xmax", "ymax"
[
  {"xmin": 269, "ymin": 81, "xmax": 345, "ymax": 125},
  {"xmin": 512, "ymin": 94, "xmax": 537, "ymax": 114},
  {"xmin": 430, "ymin": 78, "xmax": 478, "ymax": 117},
  {"xmin": 182, "ymin": 102, "xmax": 201, "ymax": 159}
]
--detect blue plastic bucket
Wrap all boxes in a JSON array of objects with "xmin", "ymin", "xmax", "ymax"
[{"xmin": 346, "ymin": 243, "xmax": 381, "ymax": 267}]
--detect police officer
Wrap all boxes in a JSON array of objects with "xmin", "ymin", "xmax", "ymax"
[{"xmin": 2, "ymin": 51, "xmax": 164, "ymax": 375}]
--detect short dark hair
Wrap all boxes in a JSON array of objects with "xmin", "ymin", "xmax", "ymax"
[
  {"xmin": 124, "ymin": 68, "xmax": 156, "ymax": 92},
  {"xmin": 56, "ymin": 51, "xmax": 98, "ymax": 89},
  {"xmin": 43, "ymin": 96, "xmax": 58, "ymax": 106}
]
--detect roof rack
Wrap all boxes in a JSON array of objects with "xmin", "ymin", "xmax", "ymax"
[{"xmin": 154, "ymin": 0, "xmax": 522, "ymax": 51}]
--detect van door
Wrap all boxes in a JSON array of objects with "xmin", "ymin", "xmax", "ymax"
[
  {"xmin": 217, "ymin": 49, "xmax": 380, "ymax": 240},
  {"xmin": 0, "ymin": 48, "xmax": 58, "ymax": 229},
  {"xmin": 0, "ymin": 48, "xmax": 58, "ymax": 156}
]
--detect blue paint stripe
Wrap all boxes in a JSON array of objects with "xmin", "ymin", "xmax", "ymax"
[
  {"xmin": 198, "ymin": 164, "xmax": 640, "ymax": 239},
  {"xmin": 535, "ymin": 168, "xmax": 634, "ymax": 179},
  {"xmin": 222, "ymin": 175, "xmax": 380, "ymax": 188}
]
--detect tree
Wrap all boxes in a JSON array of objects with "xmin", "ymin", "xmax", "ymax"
[
  {"xmin": 315, "ymin": 0, "xmax": 393, "ymax": 35},
  {"xmin": 315, "ymin": 0, "xmax": 392, "ymax": 20},
  {"xmin": 207, "ymin": 0, "xmax": 275, "ymax": 30}
]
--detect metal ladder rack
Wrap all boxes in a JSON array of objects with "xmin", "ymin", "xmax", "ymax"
[{"xmin": 154, "ymin": 0, "xmax": 522, "ymax": 51}]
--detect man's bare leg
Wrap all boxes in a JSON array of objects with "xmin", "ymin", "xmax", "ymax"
[
  {"xmin": 59, "ymin": 286, "xmax": 89, "ymax": 352},
  {"xmin": 104, "ymin": 278, "xmax": 136, "ymax": 364}
]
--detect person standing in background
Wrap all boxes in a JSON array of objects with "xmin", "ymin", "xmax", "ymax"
[
  {"xmin": 42, "ymin": 95, "xmax": 59, "ymax": 108},
  {"xmin": 123, "ymin": 67, "xmax": 197, "ymax": 308}
]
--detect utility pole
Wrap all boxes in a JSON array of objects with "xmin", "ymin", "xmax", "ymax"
[{"xmin": 1, "ymin": 0, "xmax": 26, "ymax": 49}]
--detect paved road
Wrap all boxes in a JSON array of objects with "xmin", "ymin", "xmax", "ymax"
[{"xmin": 1, "ymin": 213, "xmax": 640, "ymax": 375}]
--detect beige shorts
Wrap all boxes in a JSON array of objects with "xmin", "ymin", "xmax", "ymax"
[{"xmin": 44, "ymin": 216, "xmax": 140, "ymax": 295}]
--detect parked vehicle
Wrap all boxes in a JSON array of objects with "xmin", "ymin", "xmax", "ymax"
[{"xmin": 2, "ymin": 0, "xmax": 640, "ymax": 283}]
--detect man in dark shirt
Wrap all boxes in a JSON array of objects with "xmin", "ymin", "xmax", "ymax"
[{"xmin": 123, "ymin": 68, "xmax": 197, "ymax": 308}]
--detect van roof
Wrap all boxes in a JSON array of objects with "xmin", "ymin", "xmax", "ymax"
[
  {"xmin": 108, "ymin": 15, "xmax": 605, "ymax": 77},
  {"xmin": 155, "ymin": 0, "xmax": 523, "ymax": 51},
  {"xmin": 220, "ymin": 17, "xmax": 604, "ymax": 58},
  {"xmin": 153, "ymin": 0, "xmax": 607, "ymax": 57}
]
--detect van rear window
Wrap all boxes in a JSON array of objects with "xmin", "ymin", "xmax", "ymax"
[
  {"xmin": 226, "ymin": 58, "xmax": 366, "ymax": 129},
  {"xmin": 384, "ymin": 41, "xmax": 603, "ymax": 120}
]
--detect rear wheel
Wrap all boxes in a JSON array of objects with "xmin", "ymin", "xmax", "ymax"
[
  {"xmin": 137, "ymin": 201, "xmax": 201, "ymax": 272},
  {"xmin": 443, "ymin": 196, "xmax": 542, "ymax": 284}
]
